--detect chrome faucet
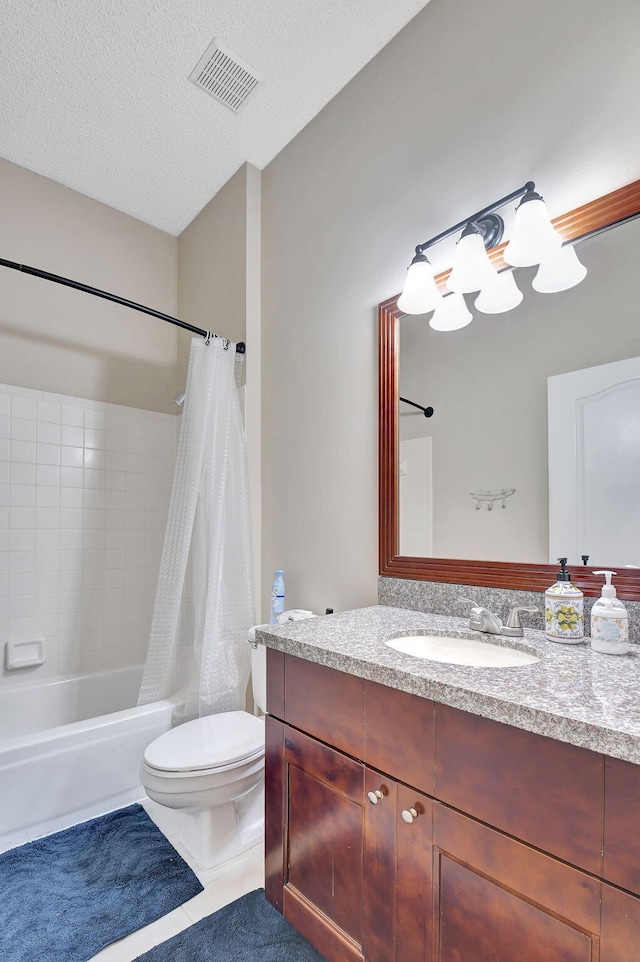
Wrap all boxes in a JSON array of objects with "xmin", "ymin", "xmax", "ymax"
[{"xmin": 458, "ymin": 598, "xmax": 538, "ymax": 638}]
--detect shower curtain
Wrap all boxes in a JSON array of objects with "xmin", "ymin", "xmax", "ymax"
[{"xmin": 137, "ymin": 336, "xmax": 254, "ymax": 720}]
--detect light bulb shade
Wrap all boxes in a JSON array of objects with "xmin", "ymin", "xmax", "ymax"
[
  {"xmin": 474, "ymin": 270, "xmax": 523, "ymax": 314},
  {"xmin": 447, "ymin": 225, "xmax": 498, "ymax": 293},
  {"xmin": 429, "ymin": 293, "xmax": 473, "ymax": 331},
  {"xmin": 503, "ymin": 192, "xmax": 563, "ymax": 267},
  {"xmin": 532, "ymin": 245, "xmax": 587, "ymax": 293},
  {"xmin": 397, "ymin": 255, "xmax": 443, "ymax": 315}
]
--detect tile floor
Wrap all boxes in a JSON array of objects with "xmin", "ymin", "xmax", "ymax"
[{"xmin": 89, "ymin": 798, "xmax": 265, "ymax": 962}]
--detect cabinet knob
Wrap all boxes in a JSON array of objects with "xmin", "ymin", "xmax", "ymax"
[
  {"xmin": 401, "ymin": 807, "xmax": 419, "ymax": 823},
  {"xmin": 367, "ymin": 789, "xmax": 384, "ymax": 805}
]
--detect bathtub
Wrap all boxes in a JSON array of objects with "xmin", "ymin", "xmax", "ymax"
[{"xmin": 0, "ymin": 666, "xmax": 173, "ymax": 853}]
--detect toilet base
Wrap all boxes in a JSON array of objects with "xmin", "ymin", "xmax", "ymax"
[{"xmin": 180, "ymin": 782, "xmax": 264, "ymax": 869}]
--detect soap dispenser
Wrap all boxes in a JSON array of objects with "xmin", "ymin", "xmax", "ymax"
[
  {"xmin": 545, "ymin": 558, "xmax": 584, "ymax": 644},
  {"xmin": 590, "ymin": 571, "xmax": 630, "ymax": 655}
]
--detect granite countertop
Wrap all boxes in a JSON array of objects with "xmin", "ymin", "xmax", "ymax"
[{"xmin": 255, "ymin": 605, "xmax": 640, "ymax": 765}]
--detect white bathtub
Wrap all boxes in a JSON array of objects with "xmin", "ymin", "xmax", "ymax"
[{"xmin": 0, "ymin": 666, "xmax": 173, "ymax": 853}]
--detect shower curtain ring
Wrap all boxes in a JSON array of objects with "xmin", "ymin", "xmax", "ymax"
[
  {"xmin": 204, "ymin": 331, "xmax": 212, "ymax": 345},
  {"xmin": 223, "ymin": 338, "xmax": 230, "ymax": 351}
]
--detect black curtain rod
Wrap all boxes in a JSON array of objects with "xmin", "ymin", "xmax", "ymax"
[
  {"xmin": 0, "ymin": 257, "xmax": 246, "ymax": 354},
  {"xmin": 400, "ymin": 396, "xmax": 434, "ymax": 417}
]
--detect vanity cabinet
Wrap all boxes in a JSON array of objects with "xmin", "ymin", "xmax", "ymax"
[{"xmin": 265, "ymin": 649, "xmax": 640, "ymax": 961}]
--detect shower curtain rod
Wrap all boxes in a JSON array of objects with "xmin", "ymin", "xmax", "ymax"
[{"xmin": 0, "ymin": 257, "xmax": 246, "ymax": 354}]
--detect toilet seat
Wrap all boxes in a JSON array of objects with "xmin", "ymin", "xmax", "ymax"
[{"xmin": 143, "ymin": 710, "xmax": 264, "ymax": 775}]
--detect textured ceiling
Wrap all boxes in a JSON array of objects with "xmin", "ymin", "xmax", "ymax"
[{"xmin": 0, "ymin": 0, "xmax": 431, "ymax": 235}]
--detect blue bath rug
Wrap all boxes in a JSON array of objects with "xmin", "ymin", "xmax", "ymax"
[
  {"xmin": 0, "ymin": 803, "xmax": 203, "ymax": 962},
  {"xmin": 134, "ymin": 888, "xmax": 327, "ymax": 961}
]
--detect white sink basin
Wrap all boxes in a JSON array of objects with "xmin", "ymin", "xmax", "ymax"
[{"xmin": 385, "ymin": 634, "xmax": 540, "ymax": 668}]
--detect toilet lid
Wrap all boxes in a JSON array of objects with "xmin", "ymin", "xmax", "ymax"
[{"xmin": 143, "ymin": 711, "xmax": 265, "ymax": 773}]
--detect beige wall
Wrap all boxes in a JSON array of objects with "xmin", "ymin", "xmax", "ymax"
[
  {"xmin": 260, "ymin": 0, "xmax": 640, "ymax": 616},
  {"xmin": 177, "ymin": 164, "xmax": 250, "ymax": 388},
  {"xmin": 0, "ymin": 158, "xmax": 178, "ymax": 412}
]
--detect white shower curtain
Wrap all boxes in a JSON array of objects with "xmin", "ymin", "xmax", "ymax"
[{"xmin": 137, "ymin": 336, "xmax": 254, "ymax": 720}]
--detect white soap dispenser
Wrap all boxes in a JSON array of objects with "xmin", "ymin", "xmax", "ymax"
[{"xmin": 590, "ymin": 570, "xmax": 630, "ymax": 655}]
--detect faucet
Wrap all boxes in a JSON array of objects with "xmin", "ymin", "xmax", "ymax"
[{"xmin": 458, "ymin": 598, "xmax": 538, "ymax": 638}]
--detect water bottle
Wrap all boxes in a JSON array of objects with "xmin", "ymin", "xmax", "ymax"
[{"xmin": 270, "ymin": 570, "xmax": 285, "ymax": 624}]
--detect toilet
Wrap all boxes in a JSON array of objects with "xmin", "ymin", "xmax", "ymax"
[{"xmin": 140, "ymin": 632, "xmax": 267, "ymax": 869}]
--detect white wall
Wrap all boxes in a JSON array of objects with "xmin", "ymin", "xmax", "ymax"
[
  {"xmin": 260, "ymin": 0, "xmax": 640, "ymax": 613},
  {"xmin": 399, "ymin": 436, "xmax": 433, "ymax": 557}
]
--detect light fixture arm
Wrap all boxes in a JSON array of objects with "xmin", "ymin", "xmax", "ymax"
[{"xmin": 414, "ymin": 181, "xmax": 535, "ymax": 256}]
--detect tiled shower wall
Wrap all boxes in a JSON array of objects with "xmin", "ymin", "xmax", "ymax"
[{"xmin": 0, "ymin": 383, "xmax": 177, "ymax": 686}]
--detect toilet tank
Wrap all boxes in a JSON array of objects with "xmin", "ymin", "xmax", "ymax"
[{"xmin": 248, "ymin": 627, "xmax": 267, "ymax": 713}]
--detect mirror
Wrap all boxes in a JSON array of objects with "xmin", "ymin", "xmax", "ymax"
[{"xmin": 379, "ymin": 181, "xmax": 640, "ymax": 598}]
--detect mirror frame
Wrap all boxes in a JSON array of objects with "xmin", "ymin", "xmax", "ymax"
[{"xmin": 379, "ymin": 179, "xmax": 640, "ymax": 599}]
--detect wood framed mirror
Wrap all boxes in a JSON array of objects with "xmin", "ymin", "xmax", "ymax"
[{"xmin": 379, "ymin": 179, "xmax": 640, "ymax": 599}]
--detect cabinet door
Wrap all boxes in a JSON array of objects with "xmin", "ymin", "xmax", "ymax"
[
  {"xmin": 363, "ymin": 770, "xmax": 397, "ymax": 962},
  {"xmin": 272, "ymin": 720, "xmax": 366, "ymax": 962},
  {"xmin": 432, "ymin": 803, "xmax": 601, "ymax": 962},
  {"xmin": 396, "ymin": 784, "xmax": 432, "ymax": 962},
  {"xmin": 601, "ymin": 884, "xmax": 640, "ymax": 961},
  {"xmin": 362, "ymin": 773, "xmax": 433, "ymax": 962},
  {"xmin": 603, "ymin": 755, "xmax": 640, "ymax": 895}
]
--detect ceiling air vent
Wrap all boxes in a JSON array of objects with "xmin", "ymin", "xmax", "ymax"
[{"xmin": 189, "ymin": 40, "xmax": 260, "ymax": 113}]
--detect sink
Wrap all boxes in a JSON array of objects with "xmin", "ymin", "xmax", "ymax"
[{"xmin": 385, "ymin": 634, "xmax": 540, "ymax": 668}]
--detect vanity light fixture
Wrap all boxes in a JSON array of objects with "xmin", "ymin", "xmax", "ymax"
[{"xmin": 398, "ymin": 182, "xmax": 587, "ymax": 326}]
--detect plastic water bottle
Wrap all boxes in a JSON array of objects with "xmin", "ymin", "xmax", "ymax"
[{"xmin": 270, "ymin": 570, "xmax": 285, "ymax": 624}]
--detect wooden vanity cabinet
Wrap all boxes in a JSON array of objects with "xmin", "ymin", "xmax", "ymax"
[{"xmin": 265, "ymin": 649, "xmax": 640, "ymax": 961}]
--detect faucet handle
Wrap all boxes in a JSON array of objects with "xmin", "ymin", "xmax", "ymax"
[
  {"xmin": 458, "ymin": 596, "xmax": 481, "ymax": 610},
  {"xmin": 505, "ymin": 606, "xmax": 539, "ymax": 629}
]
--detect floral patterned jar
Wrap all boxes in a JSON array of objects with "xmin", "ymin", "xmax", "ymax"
[{"xmin": 545, "ymin": 558, "xmax": 585, "ymax": 644}]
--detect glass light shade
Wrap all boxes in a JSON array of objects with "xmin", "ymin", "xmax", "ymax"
[
  {"xmin": 474, "ymin": 270, "xmax": 523, "ymax": 314},
  {"xmin": 447, "ymin": 229, "xmax": 498, "ymax": 293},
  {"xmin": 429, "ymin": 293, "xmax": 473, "ymax": 331},
  {"xmin": 532, "ymin": 245, "xmax": 587, "ymax": 293},
  {"xmin": 503, "ymin": 195, "xmax": 563, "ymax": 268},
  {"xmin": 397, "ymin": 256, "xmax": 443, "ymax": 315}
]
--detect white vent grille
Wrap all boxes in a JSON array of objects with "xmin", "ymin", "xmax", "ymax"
[{"xmin": 189, "ymin": 40, "xmax": 260, "ymax": 113}]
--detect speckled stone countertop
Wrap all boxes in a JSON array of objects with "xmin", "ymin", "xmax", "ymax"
[{"xmin": 256, "ymin": 606, "xmax": 640, "ymax": 765}]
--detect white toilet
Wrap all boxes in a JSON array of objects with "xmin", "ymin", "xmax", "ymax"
[{"xmin": 140, "ymin": 634, "xmax": 267, "ymax": 869}]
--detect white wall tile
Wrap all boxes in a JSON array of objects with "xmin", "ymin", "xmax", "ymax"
[
  {"xmin": 37, "ymin": 464, "xmax": 60, "ymax": 486},
  {"xmin": 38, "ymin": 401, "xmax": 62, "ymax": 423},
  {"xmin": 12, "ymin": 397, "xmax": 38, "ymax": 419},
  {"xmin": 37, "ymin": 443, "xmax": 61, "ymax": 466},
  {"xmin": 12, "ymin": 419, "xmax": 37, "ymax": 442},
  {"xmin": 35, "ymin": 528, "xmax": 60, "ymax": 550},
  {"xmin": 0, "ymin": 382, "xmax": 176, "ymax": 688},
  {"xmin": 62, "ymin": 446, "xmax": 84, "ymax": 467},
  {"xmin": 11, "ymin": 441, "xmax": 36, "ymax": 463},
  {"xmin": 61, "ymin": 405, "xmax": 84, "ymax": 427},
  {"xmin": 9, "ymin": 529, "xmax": 35, "ymax": 551},
  {"xmin": 37, "ymin": 422, "xmax": 61, "ymax": 445}
]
